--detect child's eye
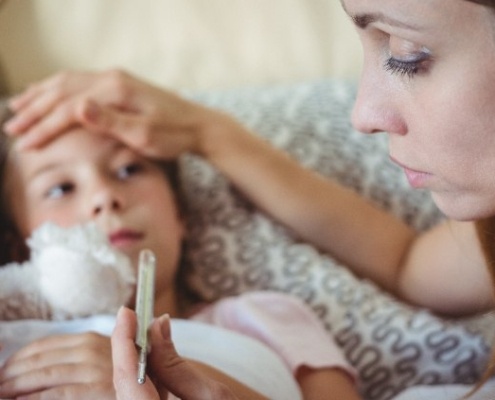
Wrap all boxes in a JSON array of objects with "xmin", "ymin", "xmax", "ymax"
[
  {"xmin": 46, "ymin": 182, "xmax": 74, "ymax": 199},
  {"xmin": 117, "ymin": 163, "xmax": 144, "ymax": 180}
]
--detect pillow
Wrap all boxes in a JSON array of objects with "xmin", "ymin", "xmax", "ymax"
[{"xmin": 179, "ymin": 79, "xmax": 495, "ymax": 400}]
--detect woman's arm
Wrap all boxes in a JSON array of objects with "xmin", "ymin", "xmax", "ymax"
[
  {"xmin": 200, "ymin": 123, "xmax": 494, "ymax": 315},
  {"xmin": 297, "ymin": 366, "xmax": 362, "ymax": 400},
  {"xmin": 6, "ymin": 70, "xmax": 494, "ymax": 315}
]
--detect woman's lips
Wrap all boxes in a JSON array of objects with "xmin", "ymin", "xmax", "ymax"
[
  {"xmin": 109, "ymin": 229, "xmax": 144, "ymax": 248},
  {"xmin": 390, "ymin": 157, "xmax": 431, "ymax": 188},
  {"xmin": 402, "ymin": 167, "xmax": 431, "ymax": 188}
]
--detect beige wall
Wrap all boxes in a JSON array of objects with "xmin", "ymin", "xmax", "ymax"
[{"xmin": 0, "ymin": 0, "xmax": 362, "ymax": 94}]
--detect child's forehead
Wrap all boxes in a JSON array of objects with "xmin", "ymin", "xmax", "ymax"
[{"xmin": 10, "ymin": 128, "xmax": 128, "ymax": 175}]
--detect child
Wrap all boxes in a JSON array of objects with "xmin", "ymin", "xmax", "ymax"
[
  {"xmin": 5, "ymin": 1, "xmax": 495, "ymax": 397},
  {"xmin": 0, "ymin": 117, "xmax": 359, "ymax": 399}
]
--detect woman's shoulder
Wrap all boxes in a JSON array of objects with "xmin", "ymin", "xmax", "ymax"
[{"xmin": 402, "ymin": 220, "xmax": 494, "ymax": 315}]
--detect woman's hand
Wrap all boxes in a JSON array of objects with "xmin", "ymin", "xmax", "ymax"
[
  {"xmin": 0, "ymin": 331, "xmax": 115, "ymax": 400},
  {"xmin": 111, "ymin": 308, "xmax": 161, "ymax": 400},
  {"xmin": 4, "ymin": 69, "xmax": 232, "ymax": 159},
  {"xmin": 112, "ymin": 307, "xmax": 242, "ymax": 400}
]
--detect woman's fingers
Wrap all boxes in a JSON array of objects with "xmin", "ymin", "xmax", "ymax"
[
  {"xmin": 81, "ymin": 101, "xmax": 191, "ymax": 160},
  {"xmin": 3, "ymin": 68, "xmax": 207, "ymax": 161},
  {"xmin": 80, "ymin": 101, "xmax": 151, "ymax": 144},
  {"xmin": 111, "ymin": 307, "xmax": 159, "ymax": 400},
  {"xmin": 4, "ymin": 70, "xmax": 124, "ymax": 141},
  {"xmin": 9, "ymin": 99, "xmax": 88, "ymax": 150},
  {"xmin": 6, "ymin": 71, "xmax": 97, "ymax": 135},
  {"xmin": 147, "ymin": 315, "xmax": 218, "ymax": 400},
  {"xmin": 6, "ymin": 86, "xmax": 76, "ymax": 135},
  {"xmin": 8, "ymin": 71, "xmax": 96, "ymax": 112}
]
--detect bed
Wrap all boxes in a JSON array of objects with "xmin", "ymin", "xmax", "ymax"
[{"xmin": 0, "ymin": 2, "xmax": 494, "ymax": 399}]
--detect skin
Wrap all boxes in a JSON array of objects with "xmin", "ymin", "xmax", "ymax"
[
  {"xmin": 3, "ymin": 0, "xmax": 495, "ymax": 397},
  {"xmin": 5, "ymin": 127, "xmax": 184, "ymax": 318},
  {"xmin": 112, "ymin": 308, "xmax": 260, "ymax": 400},
  {"xmin": 0, "ymin": 129, "xmax": 359, "ymax": 399},
  {"xmin": 344, "ymin": 0, "xmax": 495, "ymax": 220},
  {"xmin": 0, "ymin": 128, "xmax": 184, "ymax": 400},
  {"xmin": 111, "ymin": 308, "xmax": 361, "ymax": 400}
]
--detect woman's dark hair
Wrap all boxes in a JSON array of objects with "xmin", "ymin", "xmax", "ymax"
[
  {"xmin": 465, "ymin": 1, "xmax": 495, "ymax": 396},
  {"xmin": 468, "ymin": 0, "xmax": 495, "ymax": 5}
]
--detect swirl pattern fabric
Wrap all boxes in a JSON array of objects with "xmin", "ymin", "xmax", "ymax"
[{"xmin": 179, "ymin": 80, "xmax": 494, "ymax": 400}]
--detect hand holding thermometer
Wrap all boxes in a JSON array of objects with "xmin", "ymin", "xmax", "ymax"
[{"xmin": 135, "ymin": 249, "xmax": 156, "ymax": 384}]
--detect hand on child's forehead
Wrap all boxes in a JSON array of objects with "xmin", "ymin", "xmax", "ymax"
[{"xmin": 8, "ymin": 127, "xmax": 130, "ymax": 177}]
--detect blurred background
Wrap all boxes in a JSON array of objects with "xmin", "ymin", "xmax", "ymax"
[{"xmin": 0, "ymin": 0, "xmax": 362, "ymax": 94}]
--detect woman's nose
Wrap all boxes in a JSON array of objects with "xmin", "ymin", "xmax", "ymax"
[{"xmin": 351, "ymin": 65, "xmax": 407, "ymax": 136}]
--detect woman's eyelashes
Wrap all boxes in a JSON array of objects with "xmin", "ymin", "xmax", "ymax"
[
  {"xmin": 384, "ymin": 47, "xmax": 432, "ymax": 78},
  {"xmin": 385, "ymin": 57, "xmax": 421, "ymax": 77}
]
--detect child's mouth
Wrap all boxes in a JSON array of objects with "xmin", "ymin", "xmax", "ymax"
[{"xmin": 109, "ymin": 229, "xmax": 144, "ymax": 249}]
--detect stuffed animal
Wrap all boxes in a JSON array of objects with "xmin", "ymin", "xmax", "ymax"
[{"xmin": 0, "ymin": 222, "xmax": 136, "ymax": 321}]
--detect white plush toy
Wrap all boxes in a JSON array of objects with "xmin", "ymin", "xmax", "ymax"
[{"xmin": 0, "ymin": 222, "xmax": 136, "ymax": 321}]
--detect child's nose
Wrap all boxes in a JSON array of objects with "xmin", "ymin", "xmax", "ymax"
[{"xmin": 90, "ymin": 186, "xmax": 124, "ymax": 217}]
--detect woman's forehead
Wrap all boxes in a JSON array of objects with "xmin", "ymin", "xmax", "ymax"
[
  {"xmin": 342, "ymin": 0, "xmax": 481, "ymax": 25},
  {"xmin": 342, "ymin": 0, "xmax": 493, "ymax": 48}
]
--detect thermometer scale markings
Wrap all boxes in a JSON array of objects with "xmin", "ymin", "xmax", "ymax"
[{"xmin": 135, "ymin": 249, "xmax": 156, "ymax": 384}]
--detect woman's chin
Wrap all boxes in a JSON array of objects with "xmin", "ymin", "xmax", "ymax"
[{"xmin": 432, "ymin": 192, "xmax": 495, "ymax": 221}]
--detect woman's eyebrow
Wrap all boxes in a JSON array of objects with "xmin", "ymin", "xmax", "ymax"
[
  {"xmin": 341, "ymin": 3, "xmax": 420, "ymax": 31},
  {"xmin": 353, "ymin": 12, "xmax": 419, "ymax": 30}
]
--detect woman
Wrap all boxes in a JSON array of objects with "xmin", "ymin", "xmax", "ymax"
[{"xmin": 4, "ymin": 0, "xmax": 495, "ymax": 397}]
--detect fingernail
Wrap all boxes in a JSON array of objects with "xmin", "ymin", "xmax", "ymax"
[
  {"xmin": 158, "ymin": 313, "xmax": 170, "ymax": 323},
  {"xmin": 156, "ymin": 313, "xmax": 170, "ymax": 330},
  {"xmin": 116, "ymin": 305, "xmax": 130, "ymax": 319}
]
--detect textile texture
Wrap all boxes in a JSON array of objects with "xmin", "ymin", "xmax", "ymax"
[{"xmin": 180, "ymin": 80, "xmax": 494, "ymax": 400}]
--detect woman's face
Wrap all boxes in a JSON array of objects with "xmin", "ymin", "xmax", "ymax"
[{"xmin": 342, "ymin": 0, "xmax": 495, "ymax": 220}]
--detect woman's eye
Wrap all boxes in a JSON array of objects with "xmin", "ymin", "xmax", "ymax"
[
  {"xmin": 117, "ymin": 163, "xmax": 144, "ymax": 179},
  {"xmin": 46, "ymin": 182, "xmax": 74, "ymax": 199},
  {"xmin": 384, "ymin": 57, "xmax": 421, "ymax": 77},
  {"xmin": 384, "ymin": 48, "xmax": 431, "ymax": 78}
]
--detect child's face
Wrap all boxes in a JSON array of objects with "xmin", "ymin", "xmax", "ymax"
[{"xmin": 5, "ymin": 128, "xmax": 184, "ymax": 299}]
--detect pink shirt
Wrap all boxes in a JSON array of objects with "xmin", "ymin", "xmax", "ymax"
[{"xmin": 190, "ymin": 291, "xmax": 356, "ymax": 381}]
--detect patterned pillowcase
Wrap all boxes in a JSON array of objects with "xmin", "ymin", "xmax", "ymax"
[{"xmin": 179, "ymin": 80, "xmax": 495, "ymax": 400}]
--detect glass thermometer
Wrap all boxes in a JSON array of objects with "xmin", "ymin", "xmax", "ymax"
[{"xmin": 135, "ymin": 249, "xmax": 156, "ymax": 384}]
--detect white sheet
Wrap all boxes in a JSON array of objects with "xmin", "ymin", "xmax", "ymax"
[
  {"xmin": 0, "ymin": 316, "xmax": 301, "ymax": 400},
  {"xmin": 393, "ymin": 381, "xmax": 495, "ymax": 400}
]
